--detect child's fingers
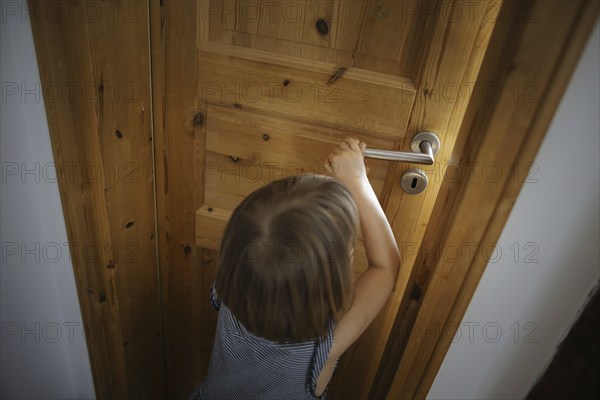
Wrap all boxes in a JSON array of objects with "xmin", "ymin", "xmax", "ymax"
[
  {"xmin": 359, "ymin": 141, "xmax": 367, "ymax": 154},
  {"xmin": 339, "ymin": 141, "xmax": 350, "ymax": 151},
  {"xmin": 324, "ymin": 155, "xmax": 335, "ymax": 173},
  {"xmin": 344, "ymin": 137, "xmax": 358, "ymax": 146},
  {"xmin": 326, "ymin": 156, "xmax": 340, "ymax": 175},
  {"xmin": 344, "ymin": 137, "xmax": 362, "ymax": 153}
]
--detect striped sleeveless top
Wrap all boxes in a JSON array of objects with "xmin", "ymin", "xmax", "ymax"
[{"xmin": 189, "ymin": 283, "xmax": 337, "ymax": 400}]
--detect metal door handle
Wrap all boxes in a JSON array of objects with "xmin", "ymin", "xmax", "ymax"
[{"xmin": 364, "ymin": 132, "xmax": 440, "ymax": 165}]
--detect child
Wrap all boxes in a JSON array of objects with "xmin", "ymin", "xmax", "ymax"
[{"xmin": 190, "ymin": 138, "xmax": 400, "ymax": 399}]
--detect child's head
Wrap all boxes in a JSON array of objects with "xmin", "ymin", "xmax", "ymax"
[{"xmin": 215, "ymin": 174, "xmax": 359, "ymax": 343}]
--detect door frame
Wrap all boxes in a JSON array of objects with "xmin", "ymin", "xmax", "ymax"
[
  {"xmin": 374, "ymin": 1, "xmax": 600, "ymax": 398},
  {"xmin": 28, "ymin": 0, "xmax": 598, "ymax": 398}
]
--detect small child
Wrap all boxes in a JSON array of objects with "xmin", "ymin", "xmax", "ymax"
[{"xmin": 190, "ymin": 138, "xmax": 400, "ymax": 399}]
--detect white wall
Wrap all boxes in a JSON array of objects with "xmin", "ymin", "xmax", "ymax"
[
  {"xmin": 428, "ymin": 18, "xmax": 600, "ymax": 400},
  {"xmin": 0, "ymin": 1, "xmax": 95, "ymax": 398}
]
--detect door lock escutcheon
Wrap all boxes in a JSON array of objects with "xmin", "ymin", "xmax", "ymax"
[{"xmin": 400, "ymin": 169, "xmax": 428, "ymax": 194}]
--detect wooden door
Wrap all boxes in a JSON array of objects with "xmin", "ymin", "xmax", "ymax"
[{"xmin": 153, "ymin": 0, "xmax": 499, "ymax": 397}]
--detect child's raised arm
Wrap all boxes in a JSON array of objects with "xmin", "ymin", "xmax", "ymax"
[{"xmin": 324, "ymin": 137, "xmax": 401, "ymax": 359}]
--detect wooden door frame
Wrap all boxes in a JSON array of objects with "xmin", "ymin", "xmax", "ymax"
[
  {"xmin": 378, "ymin": 1, "xmax": 599, "ymax": 398},
  {"xmin": 28, "ymin": 0, "xmax": 598, "ymax": 398},
  {"xmin": 28, "ymin": 0, "xmax": 165, "ymax": 398}
]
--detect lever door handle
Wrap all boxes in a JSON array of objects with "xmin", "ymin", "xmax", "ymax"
[{"xmin": 364, "ymin": 132, "xmax": 440, "ymax": 165}]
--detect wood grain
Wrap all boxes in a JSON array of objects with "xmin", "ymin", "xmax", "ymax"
[
  {"xmin": 196, "ymin": 42, "xmax": 416, "ymax": 137},
  {"xmin": 206, "ymin": 0, "xmax": 422, "ymax": 76},
  {"xmin": 204, "ymin": 104, "xmax": 390, "ymax": 196},
  {"xmin": 151, "ymin": 0, "xmax": 209, "ymax": 397},
  {"xmin": 29, "ymin": 0, "xmax": 163, "ymax": 397}
]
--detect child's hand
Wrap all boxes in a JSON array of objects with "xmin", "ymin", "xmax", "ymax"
[{"xmin": 324, "ymin": 138, "xmax": 369, "ymax": 189}]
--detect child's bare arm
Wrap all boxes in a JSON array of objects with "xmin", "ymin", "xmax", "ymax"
[{"xmin": 324, "ymin": 138, "xmax": 401, "ymax": 358}]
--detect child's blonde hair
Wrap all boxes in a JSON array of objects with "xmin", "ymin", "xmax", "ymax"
[{"xmin": 215, "ymin": 174, "xmax": 359, "ymax": 343}]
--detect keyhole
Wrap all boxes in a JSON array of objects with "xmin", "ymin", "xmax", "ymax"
[
  {"xmin": 316, "ymin": 19, "xmax": 329, "ymax": 36},
  {"xmin": 401, "ymin": 169, "xmax": 428, "ymax": 195}
]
